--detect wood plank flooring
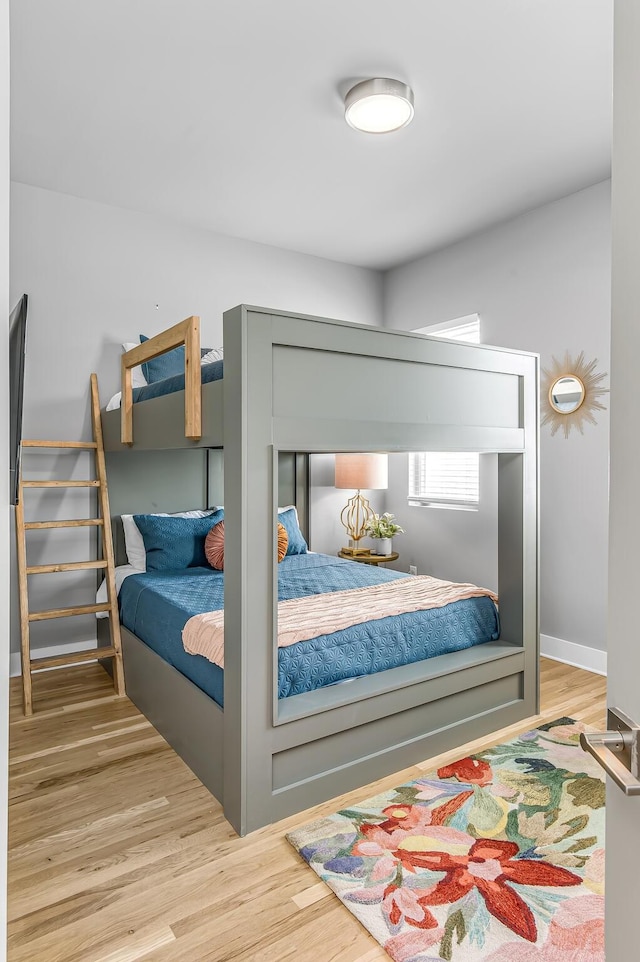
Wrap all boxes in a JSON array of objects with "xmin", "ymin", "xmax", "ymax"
[{"xmin": 8, "ymin": 658, "xmax": 607, "ymax": 962}]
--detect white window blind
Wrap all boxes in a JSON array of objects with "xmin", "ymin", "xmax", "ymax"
[
  {"xmin": 408, "ymin": 451, "xmax": 480, "ymax": 508},
  {"xmin": 409, "ymin": 315, "xmax": 480, "ymax": 509}
]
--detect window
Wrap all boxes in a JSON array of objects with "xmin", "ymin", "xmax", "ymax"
[
  {"xmin": 408, "ymin": 451, "xmax": 479, "ymax": 508},
  {"xmin": 409, "ymin": 315, "xmax": 480, "ymax": 509}
]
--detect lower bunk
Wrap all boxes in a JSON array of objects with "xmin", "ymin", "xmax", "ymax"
[
  {"xmin": 106, "ymin": 549, "xmax": 531, "ymax": 835},
  {"xmin": 120, "ymin": 620, "xmax": 528, "ymax": 833}
]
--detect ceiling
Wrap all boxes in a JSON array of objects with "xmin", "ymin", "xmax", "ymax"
[{"xmin": 10, "ymin": 0, "xmax": 612, "ymax": 270}]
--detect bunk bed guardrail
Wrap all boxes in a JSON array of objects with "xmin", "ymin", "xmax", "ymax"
[{"xmin": 121, "ymin": 315, "xmax": 202, "ymax": 444}]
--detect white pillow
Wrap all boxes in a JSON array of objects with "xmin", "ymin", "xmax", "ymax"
[
  {"xmin": 122, "ymin": 342, "xmax": 148, "ymax": 389},
  {"xmin": 201, "ymin": 347, "xmax": 224, "ymax": 365},
  {"xmin": 121, "ymin": 509, "xmax": 220, "ymax": 570},
  {"xmin": 96, "ymin": 564, "xmax": 140, "ymax": 617}
]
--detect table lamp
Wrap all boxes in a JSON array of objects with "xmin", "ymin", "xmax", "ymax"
[{"xmin": 335, "ymin": 453, "xmax": 388, "ymax": 555}]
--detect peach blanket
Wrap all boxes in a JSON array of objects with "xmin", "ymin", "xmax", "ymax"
[{"xmin": 181, "ymin": 575, "xmax": 498, "ymax": 669}]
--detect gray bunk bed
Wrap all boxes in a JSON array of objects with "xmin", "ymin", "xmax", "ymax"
[{"xmin": 99, "ymin": 304, "xmax": 539, "ymax": 836}]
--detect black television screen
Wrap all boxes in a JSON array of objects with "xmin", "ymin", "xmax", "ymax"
[{"xmin": 9, "ymin": 294, "xmax": 28, "ymax": 506}]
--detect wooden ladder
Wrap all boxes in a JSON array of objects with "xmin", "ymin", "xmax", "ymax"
[{"xmin": 15, "ymin": 374, "xmax": 125, "ymax": 715}]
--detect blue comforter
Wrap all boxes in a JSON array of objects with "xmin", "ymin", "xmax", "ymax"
[
  {"xmin": 132, "ymin": 359, "xmax": 224, "ymax": 403},
  {"xmin": 119, "ymin": 553, "xmax": 499, "ymax": 707}
]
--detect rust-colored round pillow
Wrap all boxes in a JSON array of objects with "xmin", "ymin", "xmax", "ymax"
[
  {"xmin": 277, "ymin": 521, "xmax": 288, "ymax": 562},
  {"xmin": 205, "ymin": 520, "xmax": 289, "ymax": 571},
  {"xmin": 205, "ymin": 520, "xmax": 225, "ymax": 570}
]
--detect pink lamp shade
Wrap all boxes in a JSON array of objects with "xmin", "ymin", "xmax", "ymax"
[{"xmin": 334, "ymin": 453, "xmax": 388, "ymax": 490}]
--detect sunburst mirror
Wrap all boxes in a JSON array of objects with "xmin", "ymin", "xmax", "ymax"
[{"xmin": 541, "ymin": 351, "xmax": 609, "ymax": 439}]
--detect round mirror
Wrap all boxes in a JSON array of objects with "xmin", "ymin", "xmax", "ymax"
[{"xmin": 549, "ymin": 375, "xmax": 585, "ymax": 415}]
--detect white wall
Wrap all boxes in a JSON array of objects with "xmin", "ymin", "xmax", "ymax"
[
  {"xmin": 384, "ymin": 181, "xmax": 611, "ymax": 659},
  {"xmin": 9, "ymin": 183, "xmax": 383, "ymax": 658},
  {"xmin": 1, "ymin": 0, "xmax": 9, "ymax": 951}
]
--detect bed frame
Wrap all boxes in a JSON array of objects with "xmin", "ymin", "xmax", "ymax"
[{"xmin": 100, "ymin": 305, "xmax": 539, "ymax": 836}]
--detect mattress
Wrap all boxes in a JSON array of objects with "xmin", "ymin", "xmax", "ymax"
[
  {"xmin": 133, "ymin": 358, "xmax": 223, "ymax": 403},
  {"xmin": 118, "ymin": 552, "xmax": 499, "ymax": 708}
]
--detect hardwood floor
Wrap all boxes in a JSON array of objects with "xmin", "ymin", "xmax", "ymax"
[{"xmin": 7, "ymin": 658, "xmax": 606, "ymax": 962}]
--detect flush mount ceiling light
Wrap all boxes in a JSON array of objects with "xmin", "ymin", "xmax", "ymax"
[{"xmin": 344, "ymin": 78, "xmax": 414, "ymax": 134}]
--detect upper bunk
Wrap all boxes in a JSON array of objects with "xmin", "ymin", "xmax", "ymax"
[{"xmin": 101, "ymin": 304, "xmax": 538, "ymax": 455}]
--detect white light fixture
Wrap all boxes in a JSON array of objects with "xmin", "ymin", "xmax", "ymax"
[{"xmin": 344, "ymin": 78, "xmax": 414, "ymax": 134}]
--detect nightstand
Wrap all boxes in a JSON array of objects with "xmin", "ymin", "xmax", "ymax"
[{"xmin": 338, "ymin": 550, "xmax": 399, "ymax": 566}]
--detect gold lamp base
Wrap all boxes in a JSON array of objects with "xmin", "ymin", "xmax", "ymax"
[
  {"xmin": 340, "ymin": 490, "xmax": 373, "ymax": 554},
  {"xmin": 340, "ymin": 545, "xmax": 371, "ymax": 557}
]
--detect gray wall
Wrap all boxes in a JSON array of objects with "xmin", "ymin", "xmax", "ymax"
[
  {"xmin": 10, "ymin": 177, "xmax": 613, "ymax": 665},
  {"xmin": 383, "ymin": 180, "xmax": 611, "ymax": 654},
  {"xmin": 1, "ymin": 0, "xmax": 9, "ymax": 943},
  {"xmin": 9, "ymin": 182, "xmax": 383, "ymax": 659},
  {"xmin": 385, "ymin": 453, "xmax": 498, "ymax": 589}
]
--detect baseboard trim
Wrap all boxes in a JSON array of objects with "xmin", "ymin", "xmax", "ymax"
[
  {"xmin": 540, "ymin": 633, "xmax": 607, "ymax": 676},
  {"xmin": 10, "ymin": 640, "xmax": 98, "ymax": 678}
]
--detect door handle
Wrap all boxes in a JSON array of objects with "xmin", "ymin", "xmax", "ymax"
[{"xmin": 579, "ymin": 707, "xmax": 640, "ymax": 796}]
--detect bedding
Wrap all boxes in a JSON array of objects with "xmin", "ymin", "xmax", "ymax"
[
  {"xmin": 183, "ymin": 574, "xmax": 498, "ymax": 668},
  {"xmin": 123, "ymin": 505, "xmax": 304, "ymax": 571},
  {"xmin": 138, "ymin": 335, "xmax": 220, "ymax": 383},
  {"xmin": 121, "ymin": 508, "xmax": 221, "ymax": 570},
  {"xmin": 105, "ymin": 358, "xmax": 224, "ymax": 411},
  {"xmin": 204, "ymin": 520, "xmax": 290, "ymax": 569},
  {"xmin": 134, "ymin": 510, "xmax": 224, "ymax": 571},
  {"xmin": 95, "ymin": 564, "xmax": 140, "ymax": 617},
  {"xmin": 118, "ymin": 553, "xmax": 499, "ymax": 707},
  {"xmin": 136, "ymin": 357, "xmax": 224, "ymax": 401},
  {"xmin": 122, "ymin": 342, "xmax": 148, "ymax": 388}
]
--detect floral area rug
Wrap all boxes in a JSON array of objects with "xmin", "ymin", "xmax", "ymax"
[{"xmin": 286, "ymin": 718, "xmax": 605, "ymax": 961}]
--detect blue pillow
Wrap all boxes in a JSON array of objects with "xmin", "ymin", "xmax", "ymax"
[
  {"xmin": 139, "ymin": 334, "xmax": 212, "ymax": 384},
  {"xmin": 134, "ymin": 510, "xmax": 224, "ymax": 570},
  {"xmin": 278, "ymin": 507, "xmax": 308, "ymax": 555},
  {"xmin": 139, "ymin": 335, "xmax": 184, "ymax": 383}
]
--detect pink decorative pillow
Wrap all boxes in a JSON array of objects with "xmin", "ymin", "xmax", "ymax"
[
  {"xmin": 205, "ymin": 520, "xmax": 289, "ymax": 570},
  {"xmin": 205, "ymin": 520, "xmax": 225, "ymax": 570}
]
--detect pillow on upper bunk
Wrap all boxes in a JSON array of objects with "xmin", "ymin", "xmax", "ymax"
[
  {"xmin": 138, "ymin": 335, "xmax": 215, "ymax": 384},
  {"xmin": 205, "ymin": 520, "xmax": 288, "ymax": 570},
  {"xmin": 134, "ymin": 510, "xmax": 224, "ymax": 571},
  {"xmin": 200, "ymin": 347, "xmax": 223, "ymax": 365},
  {"xmin": 122, "ymin": 343, "xmax": 148, "ymax": 388},
  {"xmin": 139, "ymin": 335, "xmax": 185, "ymax": 383},
  {"xmin": 122, "ymin": 508, "xmax": 221, "ymax": 570},
  {"xmin": 138, "ymin": 334, "xmax": 222, "ymax": 387}
]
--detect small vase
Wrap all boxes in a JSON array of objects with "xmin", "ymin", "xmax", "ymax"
[{"xmin": 373, "ymin": 537, "xmax": 392, "ymax": 556}]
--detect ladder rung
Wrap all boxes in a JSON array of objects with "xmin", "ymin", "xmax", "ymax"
[
  {"xmin": 31, "ymin": 646, "xmax": 117, "ymax": 671},
  {"xmin": 26, "ymin": 560, "xmax": 108, "ymax": 575},
  {"xmin": 29, "ymin": 603, "xmax": 112, "ymax": 622},
  {"xmin": 24, "ymin": 519, "xmax": 105, "ymax": 530},
  {"xmin": 21, "ymin": 480, "xmax": 101, "ymax": 488},
  {"xmin": 22, "ymin": 440, "xmax": 98, "ymax": 449}
]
